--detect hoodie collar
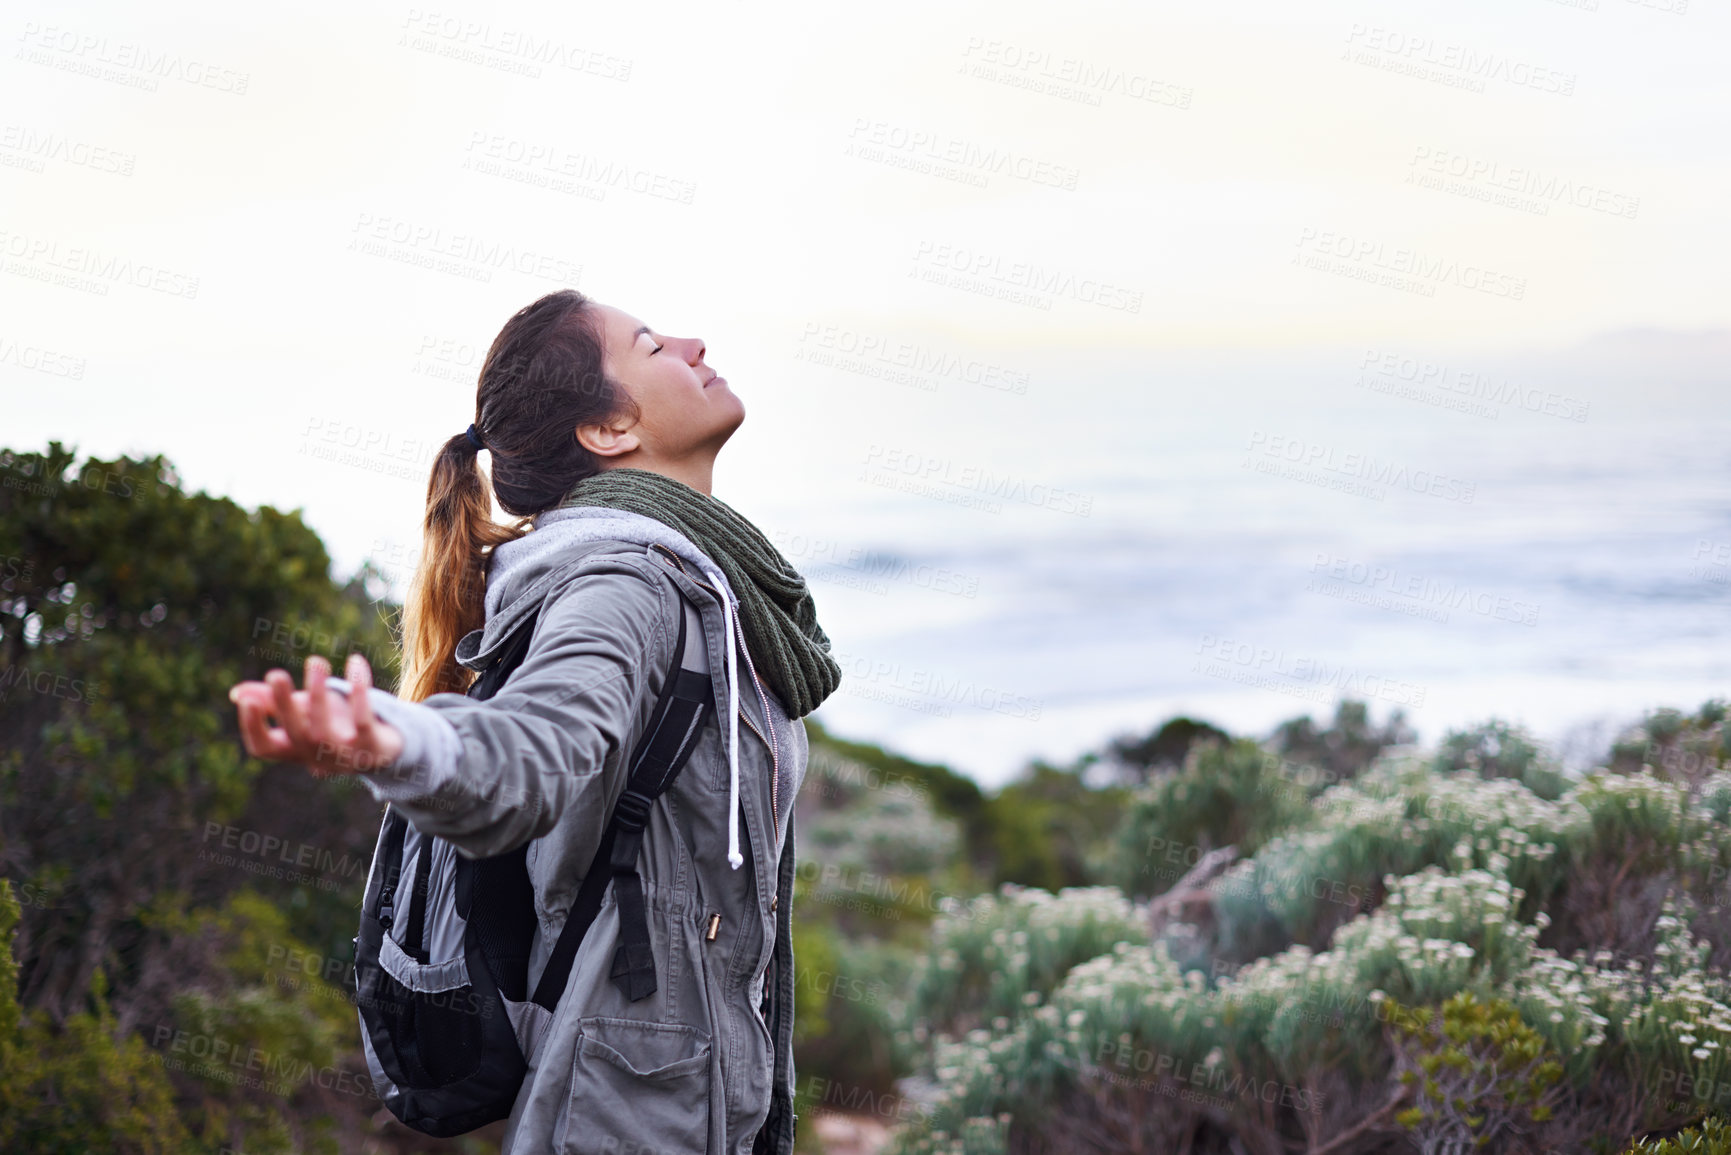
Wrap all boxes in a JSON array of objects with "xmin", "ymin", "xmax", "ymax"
[{"xmin": 454, "ymin": 505, "xmax": 752, "ymax": 871}]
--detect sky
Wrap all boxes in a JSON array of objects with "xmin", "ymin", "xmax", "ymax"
[{"xmin": 4, "ymin": 0, "xmax": 1727, "ymax": 785}]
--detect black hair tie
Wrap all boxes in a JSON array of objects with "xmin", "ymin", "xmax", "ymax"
[{"xmin": 464, "ymin": 423, "xmax": 485, "ymax": 452}]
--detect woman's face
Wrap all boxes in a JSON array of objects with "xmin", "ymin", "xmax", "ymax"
[{"xmin": 579, "ymin": 302, "xmax": 745, "ymax": 468}]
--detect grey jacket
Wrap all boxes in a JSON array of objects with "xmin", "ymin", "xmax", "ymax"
[{"xmin": 327, "ymin": 506, "xmax": 808, "ymax": 1154}]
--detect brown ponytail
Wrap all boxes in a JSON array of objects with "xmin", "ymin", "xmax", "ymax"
[{"xmin": 397, "ymin": 289, "xmax": 640, "ymax": 702}]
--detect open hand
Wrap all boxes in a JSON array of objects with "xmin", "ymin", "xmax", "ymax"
[{"xmin": 228, "ymin": 652, "xmax": 404, "ymax": 778}]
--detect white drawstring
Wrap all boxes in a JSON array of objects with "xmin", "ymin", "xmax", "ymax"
[
  {"xmin": 495, "ymin": 508, "xmax": 749, "ymax": 870},
  {"xmin": 714, "ymin": 569, "xmax": 744, "ymax": 870}
]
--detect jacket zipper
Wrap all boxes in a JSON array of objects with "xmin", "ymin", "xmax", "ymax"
[
  {"xmin": 735, "ymin": 618, "xmax": 782, "ymax": 843},
  {"xmin": 676, "ymin": 564, "xmax": 781, "ymax": 842}
]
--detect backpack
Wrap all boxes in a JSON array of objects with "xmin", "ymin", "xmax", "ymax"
[{"xmin": 352, "ymin": 582, "xmax": 713, "ymax": 1136}]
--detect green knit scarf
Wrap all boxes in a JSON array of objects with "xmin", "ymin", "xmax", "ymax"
[{"xmin": 556, "ymin": 467, "xmax": 841, "ymax": 718}]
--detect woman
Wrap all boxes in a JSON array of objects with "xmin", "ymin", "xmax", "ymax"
[{"xmin": 227, "ymin": 288, "xmax": 842, "ymax": 1154}]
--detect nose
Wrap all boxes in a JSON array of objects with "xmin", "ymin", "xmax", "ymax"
[{"xmin": 685, "ymin": 337, "xmax": 706, "ymax": 365}]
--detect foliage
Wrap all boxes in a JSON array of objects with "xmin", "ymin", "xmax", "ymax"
[
  {"xmin": 0, "ymin": 443, "xmax": 406, "ymax": 1153},
  {"xmin": 802, "ymin": 718, "xmax": 996, "ymax": 873},
  {"xmin": 1611, "ymin": 701, "xmax": 1726, "ymax": 786},
  {"xmin": 981, "ymin": 763, "xmax": 1129, "ymax": 891},
  {"xmin": 904, "ymin": 884, "xmax": 1143, "ymax": 1042},
  {"xmin": 1435, "ymin": 717, "xmax": 1572, "ymax": 799},
  {"xmin": 889, "ymin": 704, "xmax": 1731, "ymax": 1155},
  {"xmin": 0, "ymin": 881, "xmax": 190, "ymax": 1155},
  {"xmin": 1624, "ymin": 1117, "xmax": 1731, "ymax": 1154},
  {"xmin": 1384, "ymin": 990, "xmax": 1565, "ymax": 1152},
  {"xmin": 1110, "ymin": 737, "xmax": 1314, "ymax": 899},
  {"xmin": 0, "ymin": 442, "xmax": 398, "ymax": 1026},
  {"xmin": 1103, "ymin": 714, "xmax": 1230, "ymax": 782},
  {"xmin": 1269, "ymin": 698, "xmax": 1417, "ymax": 784}
]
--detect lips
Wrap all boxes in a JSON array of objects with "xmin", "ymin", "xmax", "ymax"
[{"xmin": 704, "ymin": 375, "xmax": 725, "ymax": 388}]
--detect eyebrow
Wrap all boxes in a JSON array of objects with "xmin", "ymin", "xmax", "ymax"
[{"xmin": 632, "ymin": 326, "xmax": 653, "ymax": 342}]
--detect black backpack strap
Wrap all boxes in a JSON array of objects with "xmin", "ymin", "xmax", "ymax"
[
  {"xmin": 376, "ymin": 606, "xmax": 543, "ymax": 945},
  {"xmin": 468, "ymin": 609, "xmax": 543, "ymax": 701},
  {"xmin": 375, "ymin": 810, "xmax": 411, "ymax": 932},
  {"xmin": 531, "ymin": 584, "xmax": 712, "ymax": 1008},
  {"xmin": 399, "ymin": 829, "xmax": 436, "ymax": 963}
]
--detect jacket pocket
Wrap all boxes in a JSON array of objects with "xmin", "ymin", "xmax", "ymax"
[{"xmin": 555, "ymin": 1016, "xmax": 712, "ymax": 1154}]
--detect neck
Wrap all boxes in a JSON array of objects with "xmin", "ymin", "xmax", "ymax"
[{"xmin": 600, "ymin": 454, "xmax": 715, "ymax": 496}]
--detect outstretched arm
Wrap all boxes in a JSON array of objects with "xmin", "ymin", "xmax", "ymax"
[{"xmin": 227, "ymin": 555, "xmax": 677, "ymax": 859}]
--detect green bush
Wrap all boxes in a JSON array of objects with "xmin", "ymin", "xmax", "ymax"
[
  {"xmin": 889, "ymin": 711, "xmax": 1731, "ymax": 1155},
  {"xmin": 1268, "ymin": 698, "xmax": 1416, "ymax": 783},
  {"xmin": 1110, "ymin": 738, "xmax": 1313, "ymax": 900},
  {"xmin": 1385, "ymin": 990, "xmax": 1565, "ymax": 1149},
  {"xmin": 903, "ymin": 884, "xmax": 1144, "ymax": 1043},
  {"xmin": 1434, "ymin": 717, "xmax": 1572, "ymax": 800},
  {"xmin": 1624, "ymin": 1117, "xmax": 1731, "ymax": 1154},
  {"xmin": 0, "ymin": 882, "xmax": 189, "ymax": 1155}
]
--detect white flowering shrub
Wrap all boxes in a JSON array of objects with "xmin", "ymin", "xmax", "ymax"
[
  {"xmin": 888, "ymin": 709, "xmax": 1731, "ymax": 1154},
  {"xmin": 904, "ymin": 884, "xmax": 1143, "ymax": 1040},
  {"xmin": 1697, "ymin": 770, "xmax": 1731, "ymax": 826},
  {"xmin": 804, "ymin": 788, "xmax": 962, "ymax": 879},
  {"xmin": 1109, "ymin": 738, "xmax": 1313, "ymax": 898}
]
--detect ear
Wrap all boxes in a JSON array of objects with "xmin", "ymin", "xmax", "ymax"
[{"xmin": 576, "ymin": 420, "xmax": 640, "ymax": 458}]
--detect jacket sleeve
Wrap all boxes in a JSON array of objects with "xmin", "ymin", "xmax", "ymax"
[{"xmin": 322, "ymin": 554, "xmax": 675, "ymax": 859}]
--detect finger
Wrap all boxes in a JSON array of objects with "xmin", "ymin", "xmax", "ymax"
[
  {"xmin": 232, "ymin": 682, "xmax": 273, "ymax": 753},
  {"xmin": 305, "ymin": 654, "xmax": 334, "ymax": 759},
  {"xmin": 236, "ymin": 695, "xmax": 294, "ymax": 760},
  {"xmin": 267, "ymin": 668, "xmax": 312, "ymax": 755},
  {"xmin": 347, "ymin": 653, "xmax": 379, "ymax": 759}
]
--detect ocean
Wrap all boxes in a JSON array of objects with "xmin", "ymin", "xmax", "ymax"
[{"xmin": 753, "ymin": 329, "xmax": 1731, "ymax": 788}]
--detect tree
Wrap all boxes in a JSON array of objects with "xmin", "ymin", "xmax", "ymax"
[
  {"xmin": 0, "ymin": 443, "xmax": 403, "ymax": 1152},
  {"xmin": 1104, "ymin": 715, "xmax": 1231, "ymax": 784},
  {"xmin": 1269, "ymin": 698, "xmax": 1416, "ymax": 784}
]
